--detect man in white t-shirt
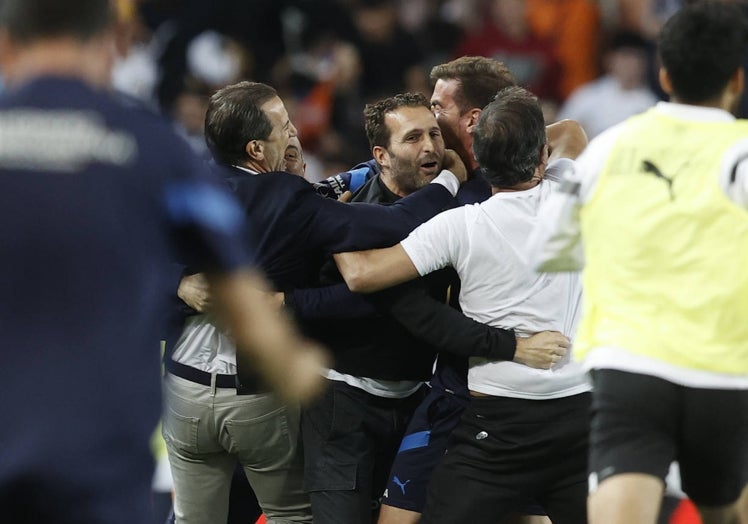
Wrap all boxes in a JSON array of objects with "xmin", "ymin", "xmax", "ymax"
[{"xmin": 334, "ymin": 86, "xmax": 591, "ymax": 524}]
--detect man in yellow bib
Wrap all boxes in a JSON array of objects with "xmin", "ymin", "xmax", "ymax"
[{"xmin": 528, "ymin": 2, "xmax": 748, "ymax": 524}]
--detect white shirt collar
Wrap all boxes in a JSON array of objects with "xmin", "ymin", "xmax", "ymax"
[
  {"xmin": 233, "ymin": 165, "xmax": 259, "ymax": 175},
  {"xmin": 654, "ymin": 101, "xmax": 736, "ymax": 123}
]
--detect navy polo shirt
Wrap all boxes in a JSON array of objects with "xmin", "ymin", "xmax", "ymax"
[{"xmin": 0, "ymin": 77, "xmax": 252, "ymax": 522}]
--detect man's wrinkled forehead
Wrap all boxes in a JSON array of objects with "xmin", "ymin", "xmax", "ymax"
[
  {"xmin": 385, "ymin": 106, "xmax": 439, "ymax": 136},
  {"xmin": 261, "ymin": 96, "xmax": 286, "ymax": 120}
]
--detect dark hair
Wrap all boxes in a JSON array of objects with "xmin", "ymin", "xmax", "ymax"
[
  {"xmin": 204, "ymin": 81, "xmax": 278, "ymax": 166},
  {"xmin": 658, "ymin": 1, "xmax": 748, "ymax": 103},
  {"xmin": 364, "ymin": 92, "xmax": 431, "ymax": 149},
  {"xmin": 472, "ymin": 86, "xmax": 546, "ymax": 188},
  {"xmin": 609, "ymin": 30, "xmax": 650, "ymax": 53},
  {"xmin": 430, "ymin": 56, "xmax": 516, "ymax": 114},
  {"xmin": 0, "ymin": 0, "xmax": 112, "ymax": 42}
]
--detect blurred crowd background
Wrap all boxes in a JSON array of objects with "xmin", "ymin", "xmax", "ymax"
[{"xmin": 102, "ymin": 0, "xmax": 744, "ymax": 182}]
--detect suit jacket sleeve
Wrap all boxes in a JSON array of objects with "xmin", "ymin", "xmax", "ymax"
[
  {"xmin": 288, "ymin": 283, "xmax": 377, "ymax": 320},
  {"xmin": 371, "ymin": 280, "xmax": 517, "ymax": 360},
  {"xmin": 307, "ymin": 183, "xmax": 457, "ymax": 253}
]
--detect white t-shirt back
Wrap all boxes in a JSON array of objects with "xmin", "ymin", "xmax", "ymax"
[{"xmin": 401, "ymin": 159, "xmax": 590, "ymax": 399}]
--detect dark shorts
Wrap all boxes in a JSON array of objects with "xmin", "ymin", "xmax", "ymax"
[
  {"xmin": 590, "ymin": 369, "xmax": 748, "ymax": 506},
  {"xmin": 381, "ymin": 387, "xmax": 469, "ymax": 512},
  {"xmin": 421, "ymin": 393, "xmax": 591, "ymax": 524}
]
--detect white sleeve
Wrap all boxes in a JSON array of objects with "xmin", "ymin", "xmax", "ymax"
[
  {"xmin": 526, "ymin": 124, "xmax": 621, "ymax": 272},
  {"xmin": 428, "ymin": 169, "xmax": 460, "ymax": 196},
  {"xmin": 400, "ymin": 207, "xmax": 465, "ymax": 276},
  {"xmin": 719, "ymin": 137, "xmax": 748, "ymax": 208},
  {"xmin": 544, "ymin": 157, "xmax": 576, "ymax": 183},
  {"xmin": 526, "ymin": 165, "xmax": 585, "ymax": 272}
]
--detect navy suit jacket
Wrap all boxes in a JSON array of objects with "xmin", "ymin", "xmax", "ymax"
[{"xmin": 217, "ymin": 164, "xmax": 457, "ymax": 290}]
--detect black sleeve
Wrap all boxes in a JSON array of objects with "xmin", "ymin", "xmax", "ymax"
[
  {"xmin": 287, "ymin": 283, "xmax": 377, "ymax": 320},
  {"xmin": 371, "ymin": 280, "xmax": 517, "ymax": 360}
]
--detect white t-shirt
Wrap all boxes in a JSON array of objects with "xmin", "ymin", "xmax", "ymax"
[{"xmin": 401, "ymin": 159, "xmax": 590, "ymax": 399}]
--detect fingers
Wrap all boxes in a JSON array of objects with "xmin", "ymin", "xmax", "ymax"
[
  {"xmin": 514, "ymin": 333, "xmax": 571, "ymax": 369},
  {"xmin": 192, "ymin": 298, "xmax": 207, "ymax": 313},
  {"xmin": 550, "ymin": 345, "xmax": 568, "ymax": 362},
  {"xmin": 546, "ymin": 331, "xmax": 571, "ymax": 348},
  {"xmin": 538, "ymin": 345, "xmax": 568, "ymax": 369},
  {"xmin": 526, "ymin": 330, "xmax": 570, "ymax": 349},
  {"xmin": 442, "ymin": 149, "xmax": 468, "ymax": 183},
  {"xmin": 181, "ymin": 291, "xmax": 211, "ymax": 313},
  {"xmin": 337, "ymin": 190, "xmax": 353, "ymax": 203},
  {"xmin": 442, "ymin": 149, "xmax": 457, "ymax": 167},
  {"xmin": 178, "ymin": 273, "xmax": 214, "ymax": 312},
  {"xmin": 261, "ymin": 291, "xmax": 284, "ymax": 309}
]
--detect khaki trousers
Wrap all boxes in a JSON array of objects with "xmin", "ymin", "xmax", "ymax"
[{"xmin": 162, "ymin": 373, "xmax": 311, "ymax": 524}]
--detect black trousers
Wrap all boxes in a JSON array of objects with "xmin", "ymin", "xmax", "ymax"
[
  {"xmin": 302, "ymin": 379, "xmax": 425, "ymax": 524},
  {"xmin": 421, "ymin": 392, "xmax": 591, "ymax": 524}
]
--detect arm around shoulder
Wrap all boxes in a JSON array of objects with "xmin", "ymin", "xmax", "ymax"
[{"xmin": 334, "ymin": 244, "xmax": 420, "ymax": 293}]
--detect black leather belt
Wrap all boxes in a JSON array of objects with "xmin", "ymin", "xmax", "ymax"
[
  {"xmin": 165, "ymin": 358, "xmax": 237, "ymax": 388},
  {"xmin": 165, "ymin": 358, "xmax": 268, "ymax": 394}
]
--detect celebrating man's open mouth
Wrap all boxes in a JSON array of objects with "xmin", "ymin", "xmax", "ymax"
[{"xmin": 420, "ymin": 159, "xmax": 440, "ymax": 175}]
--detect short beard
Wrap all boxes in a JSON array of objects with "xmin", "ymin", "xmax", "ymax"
[{"xmin": 387, "ymin": 154, "xmax": 433, "ymax": 196}]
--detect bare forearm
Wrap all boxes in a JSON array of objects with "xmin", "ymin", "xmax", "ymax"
[{"xmin": 334, "ymin": 245, "xmax": 419, "ymax": 293}]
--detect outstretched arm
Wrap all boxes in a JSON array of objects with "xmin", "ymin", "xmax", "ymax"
[
  {"xmin": 334, "ymin": 243, "xmax": 419, "ymax": 293},
  {"xmin": 335, "ymin": 199, "xmax": 465, "ymax": 292}
]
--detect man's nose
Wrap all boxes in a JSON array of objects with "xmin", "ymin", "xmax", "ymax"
[{"xmin": 289, "ymin": 122, "xmax": 298, "ymax": 137}]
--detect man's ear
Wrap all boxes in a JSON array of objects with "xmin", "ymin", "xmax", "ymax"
[
  {"xmin": 465, "ymin": 108, "xmax": 482, "ymax": 133},
  {"xmin": 658, "ymin": 67, "xmax": 674, "ymax": 97},
  {"xmin": 730, "ymin": 67, "xmax": 745, "ymax": 98},
  {"xmin": 531, "ymin": 144, "xmax": 550, "ymax": 183},
  {"xmin": 541, "ymin": 144, "xmax": 550, "ymax": 166},
  {"xmin": 245, "ymin": 139, "xmax": 264, "ymax": 162},
  {"xmin": 373, "ymin": 145, "xmax": 389, "ymax": 169}
]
